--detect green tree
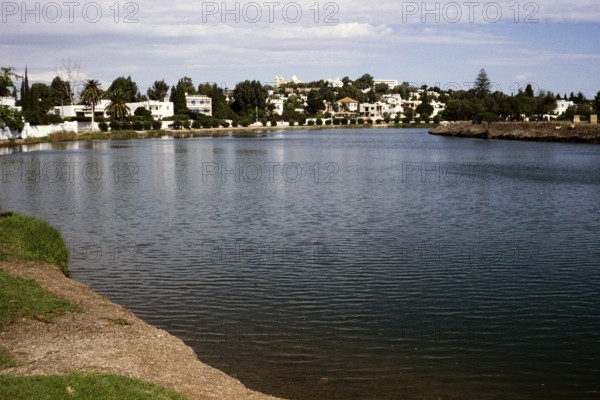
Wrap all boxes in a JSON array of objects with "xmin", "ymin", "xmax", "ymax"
[
  {"xmin": 594, "ymin": 91, "xmax": 600, "ymax": 113},
  {"xmin": 231, "ymin": 80, "xmax": 268, "ymax": 116},
  {"xmin": 108, "ymin": 76, "xmax": 141, "ymax": 102},
  {"xmin": 354, "ymin": 73, "xmax": 374, "ymax": 90},
  {"xmin": 416, "ymin": 91, "xmax": 434, "ymax": 116},
  {"xmin": 105, "ymin": 89, "xmax": 131, "ymax": 121},
  {"xmin": 0, "ymin": 106, "xmax": 24, "ymax": 131},
  {"xmin": 198, "ymin": 83, "xmax": 230, "ymax": 119},
  {"xmin": 147, "ymin": 80, "xmax": 170, "ymax": 101},
  {"xmin": 49, "ymin": 76, "xmax": 72, "ymax": 106},
  {"xmin": 0, "ymin": 67, "xmax": 20, "ymax": 97},
  {"xmin": 473, "ymin": 68, "xmax": 491, "ymax": 98},
  {"xmin": 80, "ymin": 79, "xmax": 104, "ymax": 131},
  {"xmin": 305, "ymin": 91, "xmax": 325, "ymax": 115}
]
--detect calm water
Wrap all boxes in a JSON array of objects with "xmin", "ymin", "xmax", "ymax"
[{"xmin": 1, "ymin": 129, "xmax": 599, "ymax": 399}]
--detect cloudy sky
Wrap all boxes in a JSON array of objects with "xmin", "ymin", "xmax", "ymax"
[{"xmin": 2, "ymin": 0, "xmax": 599, "ymax": 97}]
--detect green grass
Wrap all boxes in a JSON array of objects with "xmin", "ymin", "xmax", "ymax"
[
  {"xmin": 0, "ymin": 347, "xmax": 17, "ymax": 370},
  {"xmin": 0, "ymin": 270, "xmax": 79, "ymax": 325},
  {"xmin": 0, "ymin": 212, "xmax": 70, "ymax": 274},
  {"xmin": 0, "ymin": 373, "xmax": 190, "ymax": 400}
]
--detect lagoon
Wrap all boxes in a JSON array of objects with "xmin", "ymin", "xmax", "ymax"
[{"xmin": 1, "ymin": 128, "xmax": 599, "ymax": 399}]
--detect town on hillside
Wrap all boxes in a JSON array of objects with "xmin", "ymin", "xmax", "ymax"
[{"xmin": 1, "ymin": 67, "xmax": 599, "ymax": 140}]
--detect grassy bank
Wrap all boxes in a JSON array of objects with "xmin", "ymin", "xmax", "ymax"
[
  {"xmin": 0, "ymin": 211, "xmax": 193, "ymax": 400},
  {"xmin": 0, "ymin": 373, "xmax": 189, "ymax": 400},
  {"xmin": 0, "ymin": 212, "xmax": 70, "ymax": 275}
]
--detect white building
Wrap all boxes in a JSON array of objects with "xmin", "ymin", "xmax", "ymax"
[
  {"xmin": 274, "ymin": 75, "xmax": 302, "ymax": 88},
  {"xmin": 268, "ymin": 97, "xmax": 285, "ymax": 115},
  {"xmin": 554, "ymin": 100, "xmax": 575, "ymax": 115},
  {"xmin": 53, "ymin": 100, "xmax": 111, "ymax": 119},
  {"xmin": 327, "ymin": 78, "xmax": 344, "ymax": 88},
  {"xmin": 359, "ymin": 102, "xmax": 391, "ymax": 119},
  {"xmin": 186, "ymin": 95, "xmax": 212, "ymax": 116},
  {"xmin": 374, "ymin": 79, "xmax": 398, "ymax": 90},
  {"xmin": 0, "ymin": 96, "xmax": 17, "ymax": 108},
  {"xmin": 336, "ymin": 97, "xmax": 360, "ymax": 114},
  {"xmin": 128, "ymin": 100, "xmax": 174, "ymax": 120}
]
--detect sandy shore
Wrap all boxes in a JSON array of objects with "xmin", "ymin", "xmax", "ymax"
[
  {"xmin": 429, "ymin": 121, "xmax": 600, "ymax": 143},
  {"xmin": 0, "ymin": 259, "xmax": 284, "ymax": 400}
]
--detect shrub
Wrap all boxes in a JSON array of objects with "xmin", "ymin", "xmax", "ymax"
[
  {"xmin": 98, "ymin": 122, "xmax": 109, "ymax": 132},
  {"xmin": 325, "ymin": 119, "xmax": 332, "ymax": 125},
  {"xmin": 151, "ymin": 120, "xmax": 162, "ymax": 130},
  {"xmin": 143, "ymin": 121, "xmax": 153, "ymax": 130},
  {"xmin": 333, "ymin": 119, "xmax": 340, "ymax": 125},
  {"xmin": 132, "ymin": 121, "xmax": 144, "ymax": 131},
  {"xmin": 298, "ymin": 119, "xmax": 305, "ymax": 126},
  {"xmin": 110, "ymin": 121, "xmax": 121, "ymax": 131},
  {"xmin": 350, "ymin": 118, "xmax": 357, "ymax": 124},
  {"xmin": 192, "ymin": 120, "xmax": 202, "ymax": 129},
  {"xmin": 288, "ymin": 119, "xmax": 296, "ymax": 126},
  {"xmin": 232, "ymin": 120, "xmax": 239, "ymax": 128},
  {"xmin": 307, "ymin": 120, "xmax": 315, "ymax": 126},
  {"xmin": 433, "ymin": 116, "xmax": 441, "ymax": 124},
  {"xmin": 270, "ymin": 120, "xmax": 277, "ymax": 127},
  {"xmin": 357, "ymin": 118, "xmax": 364, "ymax": 124},
  {"xmin": 221, "ymin": 121, "xmax": 230, "ymax": 128},
  {"xmin": 316, "ymin": 118, "xmax": 323, "ymax": 126}
]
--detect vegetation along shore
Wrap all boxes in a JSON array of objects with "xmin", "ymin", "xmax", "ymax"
[{"xmin": 0, "ymin": 211, "xmax": 284, "ymax": 400}]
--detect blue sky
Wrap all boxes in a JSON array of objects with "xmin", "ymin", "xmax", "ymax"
[{"xmin": 2, "ymin": 0, "xmax": 599, "ymax": 98}]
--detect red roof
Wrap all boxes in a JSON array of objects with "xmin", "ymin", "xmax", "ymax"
[{"xmin": 337, "ymin": 97, "xmax": 359, "ymax": 103}]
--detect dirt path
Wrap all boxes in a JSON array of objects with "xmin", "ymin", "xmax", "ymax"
[{"xmin": 0, "ymin": 260, "xmax": 284, "ymax": 400}]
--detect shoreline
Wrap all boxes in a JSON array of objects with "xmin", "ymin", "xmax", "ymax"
[
  {"xmin": 0, "ymin": 259, "xmax": 284, "ymax": 400},
  {"xmin": 429, "ymin": 121, "xmax": 600, "ymax": 144},
  {"xmin": 0, "ymin": 123, "xmax": 435, "ymax": 148}
]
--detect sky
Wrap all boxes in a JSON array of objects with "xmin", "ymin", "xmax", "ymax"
[{"xmin": 2, "ymin": 0, "xmax": 599, "ymax": 98}]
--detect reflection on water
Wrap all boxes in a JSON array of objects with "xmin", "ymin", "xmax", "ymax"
[{"xmin": 1, "ymin": 130, "xmax": 599, "ymax": 399}]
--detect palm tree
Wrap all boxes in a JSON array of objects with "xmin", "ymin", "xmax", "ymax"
[
  {"xmin": 105, "ymin": 89, "xmax": 130, "ymax": 122},
  {"xmin": 80, "ymin": 79, "xmax": 103, "ymax": 131}
]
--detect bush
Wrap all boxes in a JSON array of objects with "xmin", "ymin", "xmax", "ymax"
[
  {"xmin": 325, "ymin": 119, "xmax": 332, "ymax": 125},
  {"xmin": 47, "ymin": 131, "xmax": 77, "ymax": 142},
  {"xmin": 366, "ymin": 119, "xmax": 373, "ymax": 124},
  {"xmin": 307, "ymin": 120, "xmax": 315, "ymax": 126},
  {"xmin": 288, "ymin": 119, "xmax": 296, "ymax": 126},
  {"xmin": 316, "ymin": 118, "xmax": 323, "ymax": 126},
  {"xmin": 211, "ymin": 120, "xmax": 220, "ymax": 128},
  {"xmin": 98, "ymin": 122, "xmax": 109, "ymax": 132},
  {"xmin": 403, "ymin": 117, "xmax": 411, "ymax": 124},
  {"xmin": 350, "ymin": 118, "xmax": 357, "ymax": 125},
  {"xmin": 192, "ymin": 120, "xmax": 201, "ymax": 129},
  {"xmin": 357, "ymin": 118, "xmax": 364, "ymax": 124},
  {"xmin": 433, "ymin": 115, "xmax": 441, "ymax": 124},
  {"xmin": 109, "ymin": 121, "xmax": 121, "ymax": 131},
  {"xmin": 221, "ymin": 121, "xmax": 230, "ymax": 128},
  {"xmin": 270, "ymin": 120, "xmax": 277, "ymax": 127},
  {"xmin": 151, "ymin": 120, "xmax": 162, "ymax": 130},
  {"xmin": 298, "ymin": 119, "xmax": 305, "ymax": 126},
  {"xmin": 333, "ymin": 119, "xmax": 340, "ymax": 125},
  {"xmin": 376, "ymin": 119, "xmax": 383, "ymax": 124},
  {"xmin": 232, "ymin": 120, "xmax": 239, "ymax": 127},
  {"xmin": 182, "ymin": 120, "xmax": 191, "ymax": 129},
  {"xmin": 132, "ymin": 121, "xmax": 144, "ymax": 131}
]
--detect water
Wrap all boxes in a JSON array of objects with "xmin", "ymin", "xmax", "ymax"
[{"xmin": 1, "ymin": 129, "xmax": 599, "ymax": 399}]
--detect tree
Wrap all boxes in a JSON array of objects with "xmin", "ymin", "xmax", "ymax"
[
  {"xmin": 524, "ymin": 84, "xmax": 535, "ymax": 98},
  {"xmin": 108, "ymin": 76, "xmax": 141, "ymax": 102},
  {"xmin": 0, "ymin": 67, "xmax": 20, "ymax": 97},
  {"xmin": 473, "ymin": 68, "xmax": 491, "ymax": 98},
  {"xmin": 198, "ymin": 83, "xmax": 230, "ymax": 119},
  {"xmin": 56, "ymin": 59, "xmax": 80, "ymax": 104},
  {"xmin": 0, "ymin": 106, "xmax": 24, "ymax": 131},
  {"xmin": 20, "ymin": 67, "xmax": 30, "ymax": 111},
  {"xmin": 147, "ymin": 80, "xmax": 169, "ymax": 101},
  {"xmin": 305, "ymin": 91, "xmax": 325, "ymax": 115},
  {"xmin": 231, "ymin": 80, "xmax": 268, "ymax": 116},
  {"xmin": 80, "ymin": 79, "xmax": 104, "ymax": 131},
  {"xmin": 594, "ymin": 91, "xmax": 600, "ymax": 113},
  {"xmin": 105, "ymin": 89, "xmax": 131, "ymax": 121},
  {"xmin": 49, "ymin": 76, "xmax": 72, "ymax": 106},
  {"xmin": 354, "ymin": 73, "xmax": 374, "ymax": 90}
]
